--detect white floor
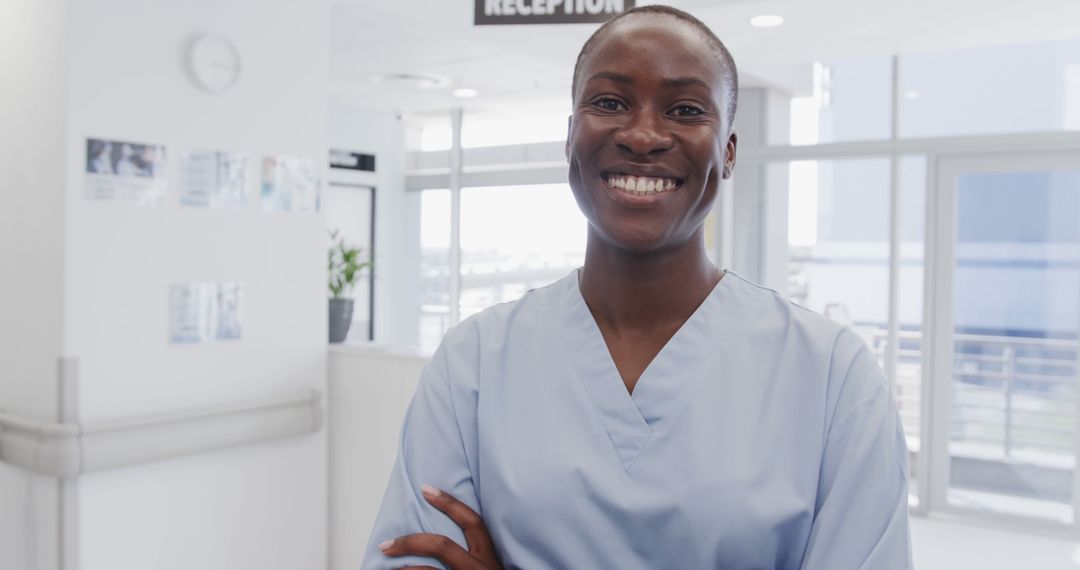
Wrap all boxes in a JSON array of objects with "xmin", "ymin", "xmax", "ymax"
[{"xmin": 913, "ymin": 515, "xmax": 1080, "ymax": 569}]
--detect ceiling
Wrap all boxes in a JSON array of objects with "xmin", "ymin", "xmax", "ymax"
[{"xmin": 329, "ymin": 0, "xmax": 1080, "ymax": 116}]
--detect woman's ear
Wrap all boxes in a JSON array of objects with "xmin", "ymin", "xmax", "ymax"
[{"xmin": 722, "ymin": 130, "xmax": 738, "ymax": 179}]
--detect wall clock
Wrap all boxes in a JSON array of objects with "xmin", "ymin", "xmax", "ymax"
[{"xmin": 186, "ymin": 33, "xmax": 242, "ymax": 93}]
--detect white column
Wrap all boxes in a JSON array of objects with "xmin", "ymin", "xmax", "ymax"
[
  {"xmin": 448, "ymin": 108, "xmax": 464, "ymax": 326},
  {"xmin": 731, "ymin": 87, "xmax": 791, "ymax": 291},
  {"xmin": 0, "ymin": 1, "xmax": 69, "ymax": 568}
]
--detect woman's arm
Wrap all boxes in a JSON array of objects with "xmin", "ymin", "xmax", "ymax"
[
  {"xmin": 800, "ymin": 336, "xmax": 913, "ymax": 570},
  {"xmin": 361, "ymin": 344, "xmax": 486, "ymax": 569}
]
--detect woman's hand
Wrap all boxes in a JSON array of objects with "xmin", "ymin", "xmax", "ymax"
[{"xmin": 378, "ymin": 485, "xmax": 503, "ymax": 570}]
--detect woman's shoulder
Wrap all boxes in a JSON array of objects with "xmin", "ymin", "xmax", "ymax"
[
  {"xmin": 720, "ymin": 272, "xmax": 879, "ymax": 382},
  {"xmin": 720, "ymin": 272, "xmax": 887, "ymax": 424},
  {"xmin": 437, "ymin": 272, "xmax": 573, "ymax": 358},
  {"xmin": 720, "ymin": 271, "xmax": 850, "ymax": 343}
]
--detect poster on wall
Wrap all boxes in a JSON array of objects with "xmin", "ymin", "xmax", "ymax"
[
  {"xmin": 85, "ymin": 138, "xmax": 167, "ymax": 205},
  {"xmin": 168, "ymin": 282, "xmax": 243, "ymax": 344},
  {"xmin": 180, "ymin": 151, "xmax": 249, "ymax": 209},
  {"xmin": 260, "ymin": 156, "xmax": 318, "ymax": 213}
]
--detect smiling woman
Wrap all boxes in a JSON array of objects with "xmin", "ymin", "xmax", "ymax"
[
  {"xmin": 364, "ymin": 5, "xmax": 912, "ymax": 569},
  {"xmin": 566, "ymin": 13, "xmax": 735, "ymax": 261}
]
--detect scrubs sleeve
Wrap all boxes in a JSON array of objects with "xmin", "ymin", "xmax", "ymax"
[
  {"xmin": 801, "ymin": 340, "xmax": 913, "ymax": 570},
  {"xmin": 361, "ymin": 344, "xmax": 480, "ymax": 570}
]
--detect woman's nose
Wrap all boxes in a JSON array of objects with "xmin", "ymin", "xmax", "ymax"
[{"xmin": 614, "ymin": 112, "xmax": 674, "ymax": 156}]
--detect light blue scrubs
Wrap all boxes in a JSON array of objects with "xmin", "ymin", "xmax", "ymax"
[{"xmin": 364, "ymin": 271, "xmax": 912, "ymax": 569}]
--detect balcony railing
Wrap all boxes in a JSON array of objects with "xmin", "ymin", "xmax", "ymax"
[{"xmin": 869, "ymin": 328, "xmax": 1079, "ymax": 467}]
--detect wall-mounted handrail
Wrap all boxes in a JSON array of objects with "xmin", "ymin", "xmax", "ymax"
[{"xmin": 0, "ymin": 390, "xmax": 323, "ymax": 478}]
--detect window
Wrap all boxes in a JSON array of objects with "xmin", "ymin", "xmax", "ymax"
[
  {"xmin": 460, "ymin": 184, "xmax": 586, "ymax": 320},
  {"xmin": 900, "ymin": 38, "xmax": 1080, "ymax": 138},
  {"xmin": 785, "ymin": 158, "xmax": 892, "ymax": 322},
  {"xmin": 418, "ymin": 189, "xmax": 451, "ymax": 351},
  {"xmin": 944, "ymin": 168, "xmax": 1080, "ymax": 524},
  {"xmin": 416, "ymin": 184, "xmax": 586, "ymax": 352},
  {"xmin": 749, "ymin": 56, "xmax": 894, "ymax": 146}
]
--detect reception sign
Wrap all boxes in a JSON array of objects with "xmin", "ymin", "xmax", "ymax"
[{"xmin": 475, "ymin": 0, "xmax": 634, "ymax": 25}]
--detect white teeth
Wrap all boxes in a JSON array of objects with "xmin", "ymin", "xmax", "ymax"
[{"xmin": 606, "ymin": 174, "xmax": 679, "ymax": 195}]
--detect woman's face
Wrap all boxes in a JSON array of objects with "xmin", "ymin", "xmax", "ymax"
[{"xmin": 567, "ymin": 16, "xmax": 737, "ymax": 254}]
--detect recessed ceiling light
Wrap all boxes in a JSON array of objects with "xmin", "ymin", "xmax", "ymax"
[
  {"xmin": 750, "ymin": 15, "xmax": 784, "ymax": 28},
  {"xmin": 453, "ymin": 88, "xmax": 479, "ymax": 98},
  {"xmin": 367, "ymin": 72, "xmax": 449, "ymax": 90},
  {"xmin": 905, "ymin": 90, "xmax": 922, "ymax": 99}
]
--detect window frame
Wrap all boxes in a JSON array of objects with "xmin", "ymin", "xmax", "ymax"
[{"xmin": 325, "ymin": 181, "xmax": 377, "ymax": 342}]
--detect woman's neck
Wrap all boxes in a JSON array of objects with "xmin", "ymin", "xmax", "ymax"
[{"xmin": 578, "ymin": 229, "xmax": 723, "ymax": 332}]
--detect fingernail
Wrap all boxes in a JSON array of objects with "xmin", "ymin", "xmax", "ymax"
[
  {"xmin": 422, "ymin": 484, "xmax": 441, "ymax": 498},
  {"xmin": 378, "ymin": 540, "xmax": 394, "ymax": 551}
]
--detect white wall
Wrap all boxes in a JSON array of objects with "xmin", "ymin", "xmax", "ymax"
[
  {"xmin": 64, "ymin": 0, "xmax": 329, "ymax": 419},
  {"xmin": 57, "ymin": 0, "xmax": 329, "ymax": 568},
  {"xmin": 328, "ymin": 104, "xmax": 418, "ymax": 346},
  {"xmin": 0, "ymin": 0, "xmax": 69, "ymax": 568},
  {"xmin": 328, "ymin": 346, "xmax": 427, "ymax": 570}
]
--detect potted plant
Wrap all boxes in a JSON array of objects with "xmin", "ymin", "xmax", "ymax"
[{"xmin": 328, "ymin": 230, "xmax": 372, "ymax": 343}]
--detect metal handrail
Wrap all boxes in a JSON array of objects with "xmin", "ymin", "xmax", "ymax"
[{"xmin": 871, "ymin": 327, "xmax": 1079, "ymax": 463}]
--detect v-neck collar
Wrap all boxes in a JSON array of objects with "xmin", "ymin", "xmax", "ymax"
[{"xmin": 545, "ymin": 269, "xmax": 734, "ymax": 473}]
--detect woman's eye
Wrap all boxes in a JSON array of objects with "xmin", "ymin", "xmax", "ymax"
[
  {"xmin": 671, "ymin": 104, "xmax": 705, "ymax": 117},
  {"xmin": 592, "ymin": 98, "xmax": 625, "ymax": 111}
]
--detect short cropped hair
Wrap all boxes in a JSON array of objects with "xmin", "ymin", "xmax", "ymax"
[{"xmin": 571, "ymin": 5, "xmax": 739, "ymax": 125}]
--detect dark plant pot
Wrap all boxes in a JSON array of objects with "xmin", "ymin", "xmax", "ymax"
[{"xmin": 328, "ymin": 298, "xmax": 355, "ymax": 343}]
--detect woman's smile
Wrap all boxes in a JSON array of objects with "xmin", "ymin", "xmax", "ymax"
[
  {"xmin": 600, "ymin": 170, "xmax": 684, "ymax": 207},
  {"xmin": 602, "ymin": 172, "xmax": 682, "ymax": 195}
]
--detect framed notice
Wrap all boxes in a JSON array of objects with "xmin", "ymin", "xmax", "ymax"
[
  {"xmin": 261, "ymin": 156, "xmax": 319, "ymax": 213},
  {"xmin": 169, "ymin": 282, "xmax": 243, "ymax": 344},
  {"xmin": 85, "ymin": 138, "xmax": 167, "ymax": 205},
  {"xmin": 180, "ymin": 150, "xmax": 249, "ymax": 209}
]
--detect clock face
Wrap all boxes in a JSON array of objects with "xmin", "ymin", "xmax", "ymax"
[{"xmin": 188, "ymin": 34, "xmax": 241, "ymax": 93}]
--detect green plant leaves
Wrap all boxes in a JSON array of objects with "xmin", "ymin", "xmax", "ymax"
[{"xmin": 327, "ymin": 229, "xmax": 372, "ymax": 299}]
